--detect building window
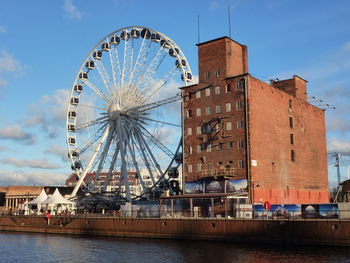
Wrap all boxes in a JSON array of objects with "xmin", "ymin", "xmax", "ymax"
[
  {"xmin": 289, "ymin": 99, "xmax": 292, "ymax": 109},
  {"xmin": 226, "ymin": 84, "xmax": 232, "ymax": 93},
  {"xmin": 205, "ymin": 88, "xmax": 211, "ymax": 97},
  {"xmin": 189, "ymin": 146, "xmax": 192, "ymax": 154},
  {"xmin": 291, "ymin": 150, "xmax": 295, "ymax": 162},
  {"xmin": 187, "ymin": 127, "xmax": 192, "ymax": 135},
  {"xmin": 216, "ymin": 143, "xmax": 223, "ymax": 150},
  {"xmin": 215, "ymin": 86, "xmax": 220, "ymax": 94},
  {"xmin": 206, "ymin": 143, "xmax": 211, "ymax": 152},
  {"xmin": 226, "ymin": 102, "xmax": 231, "ymax": 112},
  {"xmin": 226, "ymin": 121, "xmax": 232, "ymax": 131},
  {"xmin": 205, "ymin": 106, "xmax": 211, "ymax": 115},
  {"xmin": 188, "ymin": 92, "xmax": 192, "ymax": 99},
  {"xmin": 237, "ymin": 78, "xmax": 245, "ymax": 90},
  {"xmin": 188, "ymin": 164, "xmax": 193, "ymax": 173},
  {"xmin": 214, "ymin": 105, "xmax": 221, "ymax": 114},
  {"xmin": 205, "ymin": 72, "xmax": 210, "ymax": 80},
  {"xmin": 197, "ymin": 145, "xmax": 201, "ymax": 153},
  {"xmin": 237, "ymin": 120, "xmax": 243, "ymax": 129},
  {"xmin": 196, "ymin": 108, "xmax": 201, "ymax": 117},
  {"xmin": 187, "ymin": 110, "xmax": 192, "ymax": 118},
  {"xmin": 227, "ymin": 141, "xmax": 233, "ymax": 149},
  {"xmin": 237, "ymin": 140, "xmax": 244, "ymax": 149},
  {"xmin": 215, "ymin": 69, "xmax": 220, "ymax": 77},
  {"xmin": 215, "ymin": 123, "xmax": 220, "ymax": 132},
  {"xmin": 289, "ymin": 117, "xmax": 294, "ymax": 128},
  {"xmin": 236, "ymin": 101, "xmax": 243, "ymax": 110},
  {"xmin": 238, "ymin": 160, "xmax": 245, "ymax": 169},
  {"xmin": 197, "ymin": 163, "xmax": 202, "ymax": 172},
  {"xmin": 290, "ymin": 134, "xmax": 294, "ymax": 145},
  {"xmin": 196, "ymin": 90, "xmax": 201, "ymax": 99},
  {"xmin": 196, "ymin": 126, "xmax": 201, "ymax": 135}
]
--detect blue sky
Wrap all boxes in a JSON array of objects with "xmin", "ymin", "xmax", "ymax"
[{"xmin": 0, "ymin": 0, "xmax": 349, "ymax": 187}]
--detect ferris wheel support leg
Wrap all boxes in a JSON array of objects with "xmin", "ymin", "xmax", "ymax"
[
  {"xmin": 71, "ymin": 125, "xmax": 110, "ymax": 197},
  {"xmin": 117, "ymin": 119, "xmax": 132, "ymax": 202}
]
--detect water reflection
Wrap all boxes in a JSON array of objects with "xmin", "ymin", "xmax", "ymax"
[{"xmin": 1, "ymin": 232, "xmax": 350, "ymax": 263}]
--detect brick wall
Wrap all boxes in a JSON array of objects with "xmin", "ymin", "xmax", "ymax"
[{"xmin": 248, "ymin": 76, "xmax": 329, "ymax": 204}]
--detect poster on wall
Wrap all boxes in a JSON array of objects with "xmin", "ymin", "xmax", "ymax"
[
  {"xmin": 301, "ymin": 204, "xmax": 319, "ymax": 218},
  {"xmin": 319, "ymin": 204, "xmax": 339, "ymax": 219},
  {"xmin": 254, "ymin": 204, "xmax": 302, "ymax": 219},
  {"xmin": 205, "ymin": 180, "xmax": 225, "ymax": 193},
  {"xmin": 184, "ymin": 181, "xmax": 204, "ymax": 194},
  {"xmin": 226, "ymin": 179, "xmax": 248, "ymax": 194}
]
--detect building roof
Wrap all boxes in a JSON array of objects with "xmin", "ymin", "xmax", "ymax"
[
  {"xmin": 196, "ymin": 36, "xmax": 244, "ymax": 47},
  {"xmin": 6, "ymin": 185, "xmax": 43, "ymax": 196}
]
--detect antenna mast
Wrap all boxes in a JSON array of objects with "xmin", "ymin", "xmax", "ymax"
[
  {"xmin": 197, "ymin": 15, "xmax": 200, "ymax": 44},
  {"xmin": 228, "ymin": 5, "xmax": 232, "ymax": 38}
]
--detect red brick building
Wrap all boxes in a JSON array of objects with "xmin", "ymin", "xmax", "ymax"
[{"xmin": 181, "ymin": 36, "xmax": 329, "ymax": 204}]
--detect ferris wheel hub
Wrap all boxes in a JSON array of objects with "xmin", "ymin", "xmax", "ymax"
[{"xmin": 108, "ymin": 103, "xmax": 122, "ymax": 121}]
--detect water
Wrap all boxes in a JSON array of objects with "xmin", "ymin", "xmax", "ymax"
[{"xmin": 1, "ymin": 232, "xmax": 350, "ymax": 263}]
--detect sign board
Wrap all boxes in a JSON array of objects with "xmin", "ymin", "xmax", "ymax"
[{"xmin": 251, "ymin": 160, "xmax": 257, "ymax": 166}]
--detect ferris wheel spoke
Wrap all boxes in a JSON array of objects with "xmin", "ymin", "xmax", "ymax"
[
  {"xmin": 134, "ymin": 46, "xmax": 168, "ymax": 94},
  {"xmin": 136, "ymin": 122, "xmax": 174, "ymax": 158},
  {"xmin": 132, "ymin": 121, "xmax": 164, "ymax": 175},
  {"xmin": 142, "ymin": 65, "xmax": 179, "ymax": 103},
  {"xmin": 130, "ymin": 114, "xmax": 181, "ymax": 127},
  {"xmin": 76, "ymin": 116, "xmax": 108, "ymax": 131},
  {"xmin": 109, "ymin": 45, "xmax": 122, "ymax": 93},
  {"xmin": 71, "ymin": 125, "xmax": 111, "ymax": 197},
  {"xmin": 78, "ymin": 122, "xmax": 108, "ymax": 154},
  {"xmin": 126, "ymin": 133, "xmax": 147, "ymax": 193},
  {"xmin": 82, "ymin": 79, "xmax": 112, "ymax": 104},
  {"xmin": 94, "ymin": 57, "xmax": 114, "ymax": 95},
  {"xmin": 103, "ymin": 140, "xmax": 120, "ymax": 192},
  {"xmin": 129, "ymin": 37, "xmax": 151, "ymax": 90},
  {"xmin": 129, "ymin": 93, "xmax": 181, "ymax": 113},
  {"xmin": 132, "ymin": 129, "xmax": 157, "ymax": 185},
  {"xmin": 78, "ymin": 103, "xmax": 106, "ymax": 111},
  {"xmin": 120, "ymin": 38, "xmax": 134, "ymax": 94},
  {"xmin": 93, "ymin": 124, "xmax": 116, "ymax": 188}
]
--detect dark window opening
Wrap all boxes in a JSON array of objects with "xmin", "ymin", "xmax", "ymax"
[
  {"xmin": 290, "ymin": 134, "xmax": 294, "ymax": 145},
  {"xmin": 289, "ymin": 117, "xmax": 294, "ymax": 128},
  {"xmin": 291, "ymin": 150, "xmax": 295, "ymax": 162}
]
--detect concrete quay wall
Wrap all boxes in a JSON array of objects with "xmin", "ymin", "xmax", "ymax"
[{"xmin": 0, "ymin": 215, "xmax": 350, "ymax": 246}]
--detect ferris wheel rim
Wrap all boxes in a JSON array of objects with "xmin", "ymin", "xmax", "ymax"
[{"xmin": 66, "ymin": 26, "xmax": 192, "ymax": 199}]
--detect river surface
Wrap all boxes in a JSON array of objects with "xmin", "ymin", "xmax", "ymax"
[{"xmin": 1, "ymin": 232, "xmax": 350, "ymax": 263}]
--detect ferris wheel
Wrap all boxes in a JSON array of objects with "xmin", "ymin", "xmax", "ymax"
[{"xmin": 66, "ymin": 26, "xmax": 193, "ymax": 201}]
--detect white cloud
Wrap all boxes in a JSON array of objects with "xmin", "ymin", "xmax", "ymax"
[
  {"xmin": 0, "ymin": 25, "xmax": 6, "ymax": 33},
  {"xmin": 0, "ymin": 50, "xmax": 23, "ymax": 75},
  {"xmin": 0, "ymin": 124, "xmax": 36, "ymax": 144},
  {"xmin": 0, "ymin": 50, "xmax": 24, "ymax": 91},
  {"xmin": 22, "ymin": 89, "xmax": 69, "ymax": 138},
  {"xmin": 0, "ymin": 170, "xmax": 67, "ymax": 186},
  {"xmin": 327, "ymin": 137, "xmax": 350, "ymax": 153},
  {"xmin": 64, "ymin": 0, "xmax": 82, "ymax": 20},
  {"xmin": 45, "ymin": 144, "xmax": 69, "ymax": 162},
  {"xmin": 0, "ymin": 157, "xmax": 61, "ymax": 169}
]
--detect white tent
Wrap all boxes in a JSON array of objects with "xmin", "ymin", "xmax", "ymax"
[
  {"xmin": 27, "ymin": 189, "xmax": 48, "ymax": 215},
  {"xmin": 42, "ymin": 188, "xmax": 75, "ymax": 215}
]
